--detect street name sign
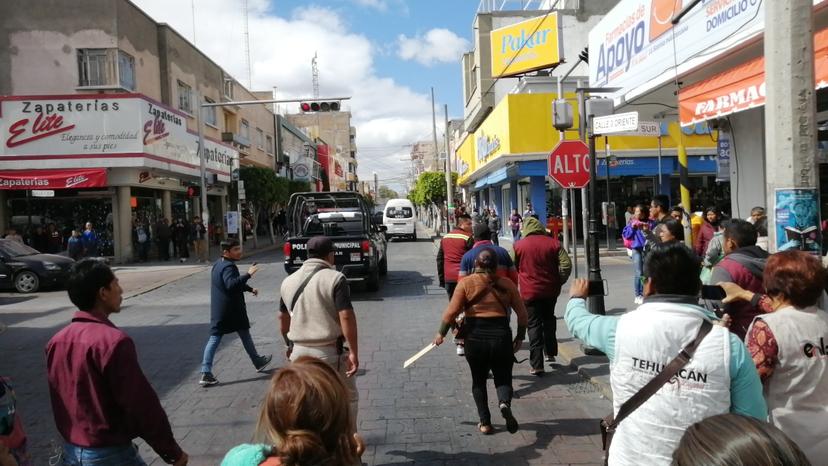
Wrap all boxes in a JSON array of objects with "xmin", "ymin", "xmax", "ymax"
[
  {"xmin": 548, "ymin": 140, "xmax": 591, "ymax": 189},
  {"xmin": 616, "ymin": 120, "xmax": 660, "ymax": 137},
  {"xmin": 592, "ymin": 111, "xmax": 639, "ymax": 135}
]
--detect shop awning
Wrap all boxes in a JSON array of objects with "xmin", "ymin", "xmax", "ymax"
[
  {"xmin": 0, "ymin": 168, "xmax": 107, "ymax": 190},
  {"xmin": 679, "ymin": 28, "xmax": 828, "ymax": 126},
  {"xmin": 474, "ymin": 166, "xmax": 509, "ymax": 189}
]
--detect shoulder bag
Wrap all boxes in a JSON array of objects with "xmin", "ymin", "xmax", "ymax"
[{"xmin": 599, "ymin": 319, "xmax": 713, "ymax": 465}]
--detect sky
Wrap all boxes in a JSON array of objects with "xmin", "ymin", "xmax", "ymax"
[{"xmin": 132, "ymin": 0, "xmax": 480, "ymax": 193}]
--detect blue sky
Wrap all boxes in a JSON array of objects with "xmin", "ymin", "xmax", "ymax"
[{"xmin": 135, "ymin": 0, "xmax": 482, "ymax": 190}]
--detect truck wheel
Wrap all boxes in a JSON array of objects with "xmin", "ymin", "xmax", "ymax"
[
  {"xmin": 379, "ymin": 255, "xmax": 388, "ymax": 275},
  {"xmin": 366, "ymin": 268, "xmax": 380, "ymax": 291}
]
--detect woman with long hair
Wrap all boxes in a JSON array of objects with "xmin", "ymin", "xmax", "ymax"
[
  {"xmin": 433, "ymin": 249, "xmax": 528, "ymax": 435},
  {"xmin": 221, "ymin": 356, "xmax": 363, "ymax": 466}
]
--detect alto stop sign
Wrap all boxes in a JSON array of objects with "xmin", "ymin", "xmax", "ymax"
[{"xmin": 548, "ymin": 140, "xmax": 590, "ymax": 188}]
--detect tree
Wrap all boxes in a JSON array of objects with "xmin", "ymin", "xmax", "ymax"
[
  {"xmin": 240, "ymin": 166, "xmax": 288, "ymax": 247},
  {"xmin": 378, "ymin": 185, "xmax": 399, "ymax": 200},
  {"xmin": 408, "ymin": 171, "xmax": 458, "ymax": 205}
]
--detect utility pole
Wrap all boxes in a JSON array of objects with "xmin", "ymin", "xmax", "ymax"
[
  {"xmin": 373, "ymin": 171, "xmax": 378, "ymax": 199},
  {"xmin": 764, "ymin": 0, "xmax": 818, "ymax": 252},
  {"xmin": 444, "ymin": 104, "xmax": 454, "ymax": 230},
  {"xmin": 430, "ymin": 87, "xmax": 443, "ymax": 232},
  {"xmin": 195, "ymin": 92, "xmax": 210, "ymax": 260}
]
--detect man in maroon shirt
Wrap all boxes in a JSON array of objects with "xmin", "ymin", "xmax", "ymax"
[{"xmin": 45, "ymin": 260, "xmax": 188, "ymax": 465}]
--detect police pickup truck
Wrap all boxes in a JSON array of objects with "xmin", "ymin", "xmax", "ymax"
[{"xmin": 283, "ymin": 191, "xmax": 388, "ymax": 291}]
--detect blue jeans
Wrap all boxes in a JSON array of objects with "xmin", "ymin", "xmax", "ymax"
[
  {"xmin": 511, "ymin": 229, "xmax": 521, "ymax": 241},
  {"xmin": 631, "ymin": 249, "xmax": 644, "ymax": 297},
  {"xmin": 201, "ymin": 328, "xmax": 261, "ymax": 373},
  {"xmin": 60, "ymin": 443, "xmax": 145, "ymax": 466}
]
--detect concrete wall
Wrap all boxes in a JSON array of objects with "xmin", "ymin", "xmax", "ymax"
[{"xmin": 729, "ymin": 107, "xmax": 767, "ymax": 219}]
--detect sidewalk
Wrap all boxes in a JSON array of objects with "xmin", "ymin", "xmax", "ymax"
[{"xmin": 104, "ymin": 238, "xmax": 283, "ymax": 299}]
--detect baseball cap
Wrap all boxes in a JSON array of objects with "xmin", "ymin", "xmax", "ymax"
[{"xmin": 307, "ymin": 236, "xmax": 334, "ymax": 257}]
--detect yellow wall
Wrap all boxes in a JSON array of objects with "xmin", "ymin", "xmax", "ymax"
[{"xmin": 456, "ymin": 92, "xmax": 718, "ymax": 185}]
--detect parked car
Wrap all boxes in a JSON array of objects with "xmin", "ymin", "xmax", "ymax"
[
  {"xmin": 283, "ymin": 191, "xmax": 388, "ymax": 291},
  {"xmin": 383, "ymin": 198, "xmax": 417, "ymax": 241},
  {"xmin": 0, "ymin": 239, "xmax": 74, "ymax": 293}
]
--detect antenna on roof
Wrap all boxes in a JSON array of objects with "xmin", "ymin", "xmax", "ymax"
[
  {"xmin": 312, "ymin": 52, "xmax": 320, "ymax": 99},
  {"xmin": 242, "ymin": 0, "xmax": 252, "ymax": 88}
]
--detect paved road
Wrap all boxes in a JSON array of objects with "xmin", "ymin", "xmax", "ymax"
[{"xmin": 1, "ymin": 225, "xmax": 617, "ymax": 465}]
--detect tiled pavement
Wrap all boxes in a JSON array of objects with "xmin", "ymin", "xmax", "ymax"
[{"xmin": 1, "ymin": 224, "xmax": 614, "ymax": 465}]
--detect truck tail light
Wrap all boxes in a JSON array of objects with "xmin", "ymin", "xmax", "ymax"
[
  {"xmin": 283, "ymin": 242, "xmax": 291, "ymax": 256},
  {"xmin": 361, "ymin": 240, "xmax": 370, "ymax": 253}
]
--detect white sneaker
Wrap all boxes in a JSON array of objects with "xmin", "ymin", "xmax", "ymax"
[
  {"xmin": 634, "ymin": 296, "xmax": 643, "ymax": 305},
  {"xmin": 456, "ymin": 345, "xmax": 465, "ymax": 356}
]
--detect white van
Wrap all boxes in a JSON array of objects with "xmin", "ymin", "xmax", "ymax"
[{"xmin": 383, "ymin": 199, "xmax": 416, "ymax": 240}]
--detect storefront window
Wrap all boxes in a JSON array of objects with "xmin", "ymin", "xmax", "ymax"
[{"xmin": 7, "ymin": 189, "xmax": 114, "ymax": 256}]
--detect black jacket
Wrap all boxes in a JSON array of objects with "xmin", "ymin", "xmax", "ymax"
[{"xmin": 210, "ymin": 258, "xmax": 253, "ymax": 335}]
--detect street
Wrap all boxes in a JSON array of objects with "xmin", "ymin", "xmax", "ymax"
[{"xmin": 0, "ymin": 224, "xmax": 628, "ymax": 465}]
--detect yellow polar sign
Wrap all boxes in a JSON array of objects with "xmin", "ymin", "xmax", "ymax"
[{"xmin": 491, "ymin": 13, "xmax": 563, "ymax": 78}]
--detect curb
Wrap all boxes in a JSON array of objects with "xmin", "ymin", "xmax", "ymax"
[{"xmin": 556, "ymin": 339, "xmax": 613, "ymax": 400}]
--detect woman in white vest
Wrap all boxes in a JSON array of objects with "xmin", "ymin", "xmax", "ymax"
[
  {"xmin": 565, "ymin": 242, "xmax": 767, "ymax": 465},
  {"xmin": 722, "ymin": 250, "xmax": 828, "ymax": 463}
]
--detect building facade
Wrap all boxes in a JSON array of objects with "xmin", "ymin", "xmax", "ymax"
[
  {"xmin": 285, "ymin": 111, "xmax": 357, "ymax": 191},
  {"xmin": 0, "ymin": 0, "xmax": 279, "ymax": 262}
]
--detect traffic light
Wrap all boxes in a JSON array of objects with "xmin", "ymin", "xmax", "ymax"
[
  {"xmin": 299, "ymin": 101, "xmax": 341, "ymax": 112},
  {"xmin": 186, "ymin": 185, "xmax": 200, "ymax": 198}
]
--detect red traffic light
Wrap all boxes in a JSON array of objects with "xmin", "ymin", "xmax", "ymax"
[
  {"xmin": 186, "ymin": 186, "xmax": 200, "ymax": 198},
  {"xmin": 299, "ymin": 101, "xmax": 341, "ymax": 113}
]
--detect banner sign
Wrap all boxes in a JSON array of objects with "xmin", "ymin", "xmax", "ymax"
[
  {"xmin": 775, "ymin": 188, "xmax": 821, "ymax": 254},
  {"xmin": 715, "ymin": 133, "xmax": 731, "ymax": 182},
  {"xmin": 589, "ymin": 0, "xmax": 765, "ymax": 97},
  {"xmin": 0, "ymin": 168, "xmax": 107, "ymax": 190},
  {"xmin": 491, "ymin": 13, "xmax": 563, "ymax": 78},
  {"xmin": 0, "ymin": 95, "xmax": 237, "ymax": 180}
]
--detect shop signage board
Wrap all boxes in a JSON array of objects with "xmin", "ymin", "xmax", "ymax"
[
  {"xmin": 226, "ymin": 211, "xmax": 240, "ymax": 234},
  {"xmin": 491, "ymin": 13, "xmax": 563, "ymax": 78},
  {"xmin": 678, "ymin": 27, "xmax": 828, "ymax": 126},
  {"xmin": 774, "ymin": 188, "xmax": 821, "ymax": 254},
  {"xmin": 31, "ymin": 190, "xmax": 55, "ymax": 197},
  {"xmin": 589, "ymin": 0, "xmax": 767, "ymax": 99},
  {"xmin": 0, "ymin": 95, "xmax": 237, "ymax": 181},
  {"xmin": 0, "ymin": 168, "xmax": 107, "ymax": 190},
  {"xmin": 592, "ymin": 112, "xmax": 639, "ymax": 135},
  {"xmin": 548, "ymin": 140, "xmax": 591, "ymax": 188}
]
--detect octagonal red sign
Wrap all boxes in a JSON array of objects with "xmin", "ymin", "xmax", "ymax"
[{"xmin": 548, "ymin": 140, "xmax": 590, "ymax": 188}]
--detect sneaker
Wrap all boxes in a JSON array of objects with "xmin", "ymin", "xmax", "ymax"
[
  {"xmin": 530, "ymin": 369, "xmax": 545, "ymax": 377},
  {"xmin": 499, "ymin": 402, "xmax": 519, "ymax": 434},
  {"xmin": 456, "ymin": 345, "xmax": 465, "ymax": 356},
  {"xmin": 634, "ymin": 296, "xmax": 644, "ymax": 305},
  {"xmin": 545, "ymin": 355, "xmax": 555, "ymax": 363},
  {"xmin": 199, "ymin": 372, "xmax": 219, "ymax": 386},
  {"xmin": 254, "ymin": 355, "xmax": 273, "ymax": 372}
]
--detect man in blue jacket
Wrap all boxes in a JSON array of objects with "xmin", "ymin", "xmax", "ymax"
[{"xmin": 199, "ymin": 239, "xmax": 271, "ymax": 386}]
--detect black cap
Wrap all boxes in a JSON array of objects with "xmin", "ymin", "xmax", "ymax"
[
  {"xmin": 473, "ymin": 223, "xmax": 491, "ymax": 241},
  {"xmin": 307, "ymin": 236, "xmax": 334, "ymax": 257}
]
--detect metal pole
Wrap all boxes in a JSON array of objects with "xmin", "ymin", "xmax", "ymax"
[
  {"xmin": 196, "ymin": 94, "xmax": 210, "ymax": 260},
  {"xmin": 657, "ymin": 135, "xmax": 663, "ymax": 191},
  {"xmin": 570, "ymin": 188, "xmax": 578, "ymax": 278},
  {"xmin": 557, "ymin": 75, "xmax": 570, "ymax": 254},
  {"xmin": 430, "ymin": 87, "xmax": 443, "ymax": 233},
  {"xmin": 587, "ymin": 115, "xmax": 606, "ymax": 315},
  {"xmin": 444, "ymin": 104, "xmax": 454, "ymax": 230},
  {"xmin": 576, "ymin": 80, "xmax": 590, "ymax": 266},
  {"xmin": 605, "ymin": 137, "xmax": 612, "ymax": 251}
]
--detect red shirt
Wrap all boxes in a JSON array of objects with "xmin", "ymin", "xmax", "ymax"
[
  {"xmin": 45, "ymin": 311, "xmax": 182, "ymax": 464},
  {"xmin": 513, "ymin": 233, "xmax": 563, "ymax": 301}
]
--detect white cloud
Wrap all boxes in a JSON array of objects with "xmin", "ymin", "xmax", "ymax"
[
  {"xmin": 131, "ymin": 0, "xmax": 443, "ymax": 192},
  {"xmin": 397, "ymin": 28, "xmax": 470, "ymax": 66},
  {"xmin": 352, "ymin": 0, "xmax": 389, "ymax": 11}
]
